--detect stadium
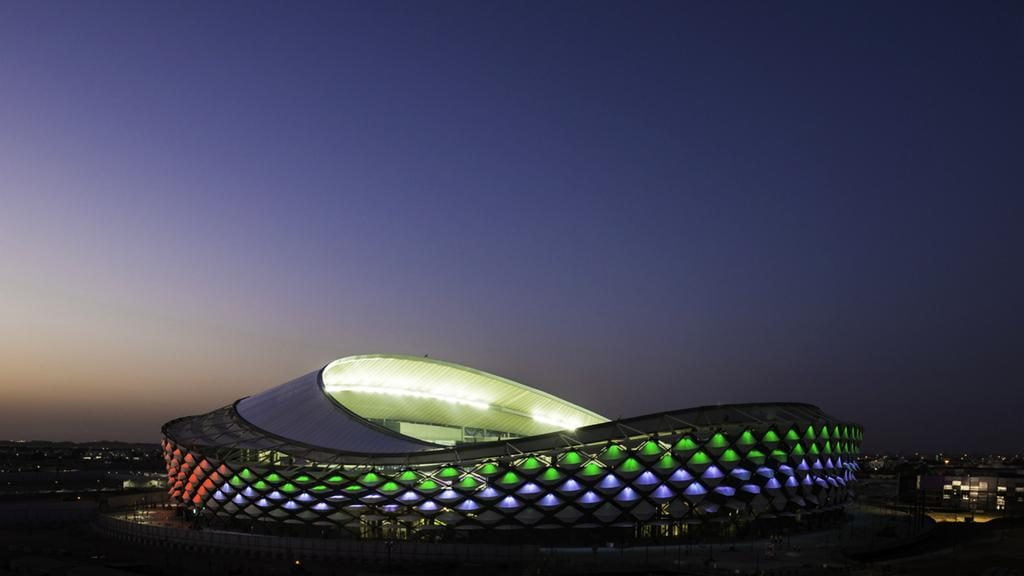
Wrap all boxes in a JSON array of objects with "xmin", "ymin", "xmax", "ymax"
[{"xmin": 162, "ymin": 355, "xmax": 861, "ymax": 540}]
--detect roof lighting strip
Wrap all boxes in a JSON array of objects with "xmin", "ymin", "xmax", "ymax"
[{"xmin": 324, "ymin": 384, "xmax": 490, "ymax": 410}]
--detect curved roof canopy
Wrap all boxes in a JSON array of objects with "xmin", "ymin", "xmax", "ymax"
[
  {"xmin": 321, "ymin": 355, "xmax": 608, "ymax": 441},
  {"xmin": 170, "ymin": 355, "xmax": 848, "ymax": 464},
  {"xmin": 236, "ymin": 369, "xmax": 432, "ymax": 454}
]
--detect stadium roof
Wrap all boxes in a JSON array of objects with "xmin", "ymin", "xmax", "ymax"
[
  {"xmin": 321, "ymin": 354, "xmax": 609, "ymax": 438},
  {"xmin": 163, "ymin": 354, "xmax": 841, "ymax": 467}
]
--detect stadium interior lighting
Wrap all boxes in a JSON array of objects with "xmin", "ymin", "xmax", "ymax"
[
  {"xmin": 323, "ymin": 383, "xmax": 490, "ymax": 410},
  {"xmin": 531, "ymin": 412, "xmax": 581, "ymax": 430}
]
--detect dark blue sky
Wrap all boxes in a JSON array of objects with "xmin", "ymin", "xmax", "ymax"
[{"xmin": 1, "ymin": 1, "xmax": 1021, "ymax": 452}]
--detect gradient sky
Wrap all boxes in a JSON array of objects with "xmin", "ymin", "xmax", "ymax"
[{"xmin": 1, "ymin": 1, "xmax": 1021, "ymax": 452}]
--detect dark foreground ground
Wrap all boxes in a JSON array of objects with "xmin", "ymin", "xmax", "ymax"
[{"xmin": 2, "ymin": 517, "xmax": 1023, "ymax": 576}]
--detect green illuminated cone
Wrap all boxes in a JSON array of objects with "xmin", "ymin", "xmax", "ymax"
[
  {"xmin": 599, "ymin": 443, "xmax": 627, "ymax": 464},
  {"xmin": 673, "ymin": 436, "xmax": 699, "ymax": 456}
]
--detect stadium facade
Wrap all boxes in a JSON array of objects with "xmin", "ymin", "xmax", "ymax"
[{"xmin": 163, "ymin": 355, "xmax": 861, "ymax": 538}]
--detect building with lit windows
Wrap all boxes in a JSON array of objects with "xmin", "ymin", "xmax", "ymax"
[
  {"xmin": 901, "ymin": 465, "xmax": 1024, "ymax": 520},
  {"xmin": 162, "ymin": 355, "xmax": 862, "ymax": 539}
]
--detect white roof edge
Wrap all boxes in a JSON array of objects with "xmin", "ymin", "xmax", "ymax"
[{"xmin": 322, "ymin": 354, "xmax": 609, "ymax": 423}]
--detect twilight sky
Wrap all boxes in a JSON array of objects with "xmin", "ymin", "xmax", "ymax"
[{"xmin": 1, "ymin": 1, "xmax": 1021, "ymax": 453}]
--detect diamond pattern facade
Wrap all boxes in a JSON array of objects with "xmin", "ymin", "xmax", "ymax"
[{"xmin": 163, "ymin": 356, "xmax": 860, "ymax": 535}]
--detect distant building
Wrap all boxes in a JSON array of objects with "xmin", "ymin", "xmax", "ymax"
[
  {"xmin": 163, "ymin": 355, "xmax": 862, "ymax": 539},
  {"xmin": 900, "ymin": 465, "xmax": 1024, "ymax": 519}
]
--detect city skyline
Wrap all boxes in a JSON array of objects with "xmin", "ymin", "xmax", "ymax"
[{"xmin": 1, "ymin": 1, "xmax": 1022, "ymax": 453}]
